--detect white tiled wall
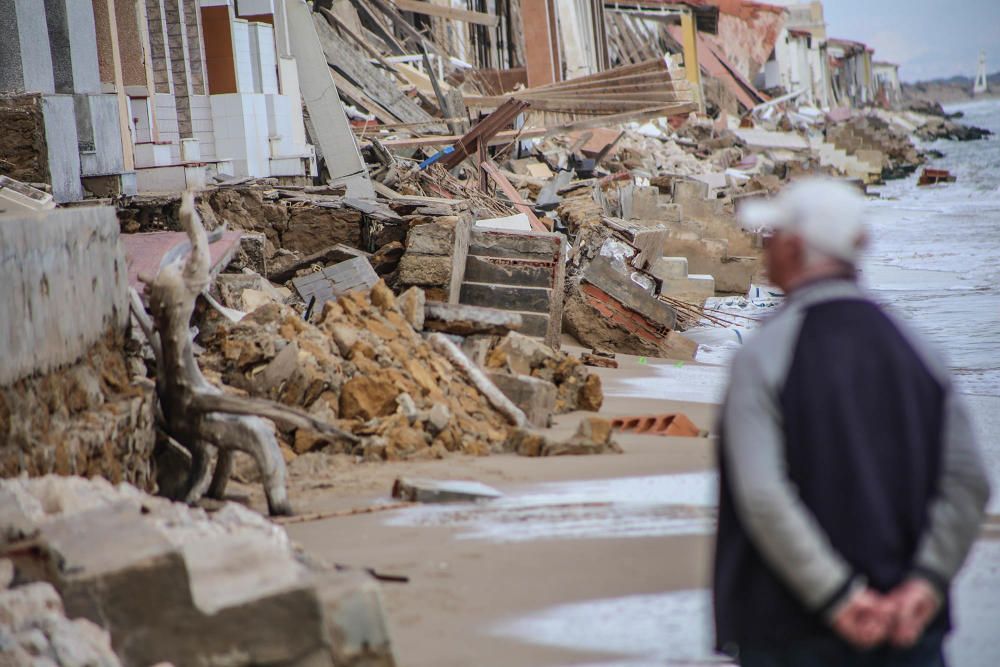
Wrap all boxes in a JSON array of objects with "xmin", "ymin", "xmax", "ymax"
[
  {"xmin": 254, "ymin": 23, "xmax": 279, "ymax": 95},
  {"xmin": 211, "ymin": 92, "xmax": 270, "ymax": 177},
  {"xmin": 277, "ymin": 57, "xmax": 308, "ymax": 148},
  {"xmin": 264, "ymin": 94, "xmax": 294, "ymax": 156},
  {"xmin": 232, "ymin": 20, "xmax": 255, "ymax": 94},
  {"xmin": 129, "ymin": 97, "xmax": 154, "ymax": 144},
  {"xmin": 189, "ymin": 95, "xmax": 216, "ymax": 161},
  {"xmin": 154, "ymin": 93, "xmax": 180, "ymax": 145}
]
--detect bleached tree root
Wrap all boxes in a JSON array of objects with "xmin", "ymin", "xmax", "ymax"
[{"xmin": 133, "ymin": 191, "xmax": 357, "ymax": 515}]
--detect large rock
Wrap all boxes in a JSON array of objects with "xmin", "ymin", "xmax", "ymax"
[
  {"xmin": 340, "ymin": 373, "xmax": 402, "ymax": 421},
  {"xmin": 507, "ymin": 416, "xmax": 622, "ymax": 457},
  {"xmin": 0, "ymin": 476, "xmax": 397, "ymax": 667}
]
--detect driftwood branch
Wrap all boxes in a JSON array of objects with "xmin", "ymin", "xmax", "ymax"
[
  {"xmin": 138, "ymin": 191, "xmax": 354, "ymax": 515},
  {"xmin": 190, "ymin": 393, "xmax": 360, "ymax": 444}
]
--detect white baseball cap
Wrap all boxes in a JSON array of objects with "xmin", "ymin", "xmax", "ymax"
[{"xmin": 738, "ymin": 178, "xmax": 868, "ymax": 264}]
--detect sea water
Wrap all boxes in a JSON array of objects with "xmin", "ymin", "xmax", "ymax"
[
  {"xmin": 865, "ymin": 98, "xmax": 1000, "ymax": 397},
  {"xmin": 690, "ymin": 99, "xmax": 1000, "ymax": 398}
]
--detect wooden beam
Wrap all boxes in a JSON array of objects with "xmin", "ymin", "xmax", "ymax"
[
  {"xmin": 392, "ymin": 0, "xmax": 499, "ymax": 27},
  {"xmin": 480, "ymin": 161, "xmax": 549, "ymax": 232},
  {"xmin": 374, "ymin": 127, "xmax": 548, "ymax": 149}
]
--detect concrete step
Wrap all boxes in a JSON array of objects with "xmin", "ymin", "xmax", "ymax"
[
  {"xmin": 463, "ymin": 255, "xmax": 554, "ymax": 288},
  {"xmin": 460, "ymin": 228, "xmax": 566, "ymax": 347},
  {"xmin": 649, "ymin": 256, "xmax": 689, "ymax": 280},
  {"xmin": 459, "ymin": 281, "xmax": 553, "ymax": 314},
  {"xmin": 469, "ymin": 229, "xmax": 562, "ymax": 260},
  {"xmin": 509, "ymin": 311, "xmax": 550, "ymax": 338}
]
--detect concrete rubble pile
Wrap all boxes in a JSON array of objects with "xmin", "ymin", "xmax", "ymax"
[
  {"xmin": 0, "ymin": 567, "xmax": 122, "ymax": 667},
  {"xmin": 484, "ymin": 332, "xmax": 604, "ymax": 427},
  {"xmin": 196, "ymin": 282, "xmax": 513, "ymax": 461},
  {"xmin": 0, "ymin": 475, "xmax": 396, "ymax": 667},
  {"xmin": 823, "ymin": 115, "xmax": 924, "ymax": 180}
]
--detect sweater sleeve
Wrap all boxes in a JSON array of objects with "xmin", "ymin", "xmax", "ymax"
[{"xmin": 911, "ymin": 390, "xmax": 991, "ymax": 590}]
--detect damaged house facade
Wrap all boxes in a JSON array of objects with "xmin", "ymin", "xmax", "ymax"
[
  {"xmin": 0, "ymin": 0, "xmax": 315, "ymax": 202},
  {"xmin": 3, "ymin": 1, "xmax": 982, "ymax": 665}
]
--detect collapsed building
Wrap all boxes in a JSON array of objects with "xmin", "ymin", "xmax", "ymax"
[{"xmin": 0, "ymin": 0, "xmax": 992, "ymax": 665}]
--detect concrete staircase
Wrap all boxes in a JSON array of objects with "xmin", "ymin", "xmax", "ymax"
[
  {"xmin": 809, "ymin": 136, "xmax": 881, "ymax": 183},
  {"xmin": 649, "ymin": 256, "xmax": 715, "ymax": 307},
  {"xmin": 458, "ymin": 228, "xmax": 566, "ymax": 348}
]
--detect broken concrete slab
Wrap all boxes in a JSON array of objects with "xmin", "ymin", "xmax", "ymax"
[
  {"xmin": 507, "ymin": 416, "xmax": 622, "ymax": 457},
  {"xmin": 0, "ymin": 175, "xmax": 55, "ymax": 213},
  {"xmin": 475, "ymin": 213, "xmax": 533, "ymax": 232},
  {"xmin": 563, "ymin": 283, "xmax": 697, "ymax": 360},
  {"xmin": 390, "ymin": 478, "xmax": 502, "ymax": 503},
  {"xmin": 291, "ymin": 255, "xmax": 379, "ymax": 307},
  {"xmin": 423, "ymin": 302, "xmax": 523, "ymax": 336},
  {"xmin": 600, "ymin": 218, "xmax": 670, "ymax": 271},
  {"xmin": 0, "ymin": 476, "xmax": 397, "ymax": 667},
  {"xmin": 486, "ymin": 372, "xmax": 557, "ymax": 428},
  {"xmin": 582, "ymin": 256, "xmax": 676, "ymax": 329}
]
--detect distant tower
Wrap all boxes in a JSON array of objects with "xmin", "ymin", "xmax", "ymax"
[{"xmin": 973, "ymin": 51, "xmax": 988, "ymax": 95}]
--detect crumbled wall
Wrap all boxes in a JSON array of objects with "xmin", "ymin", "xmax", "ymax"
[
  {"xmin": 0, "ymin": 205, "xmax": 152, "ymax": 490},
  {"xmin": 0, "ymin": 94, "xmax": 49, "ymax": 185},
  {"xmin": 0, "ymin": 334, "xmax": 156, "ymax": 491}
]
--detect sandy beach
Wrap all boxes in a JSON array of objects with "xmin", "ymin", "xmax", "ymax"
[{"xmin": 247, "ymin": 345, "xmax": 1000, "ymax": 667}]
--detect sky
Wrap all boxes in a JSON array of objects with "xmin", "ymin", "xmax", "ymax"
[{"xmin": 820, "ymin": 0, "xmax": 1000, "ymax": 83}]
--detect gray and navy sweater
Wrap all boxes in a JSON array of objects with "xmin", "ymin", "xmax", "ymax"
[{"xmin": 713, "ymin": 278, "xmax": 990, "ymax": 652}]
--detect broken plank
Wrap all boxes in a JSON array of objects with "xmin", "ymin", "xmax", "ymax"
[
  {"xmin": 328, "ymin": 68, "xmax": 402, "ymax": 125},
  {"xmin": 393, "ymin": 0, "xmax": 499, "ymax": 26},
  {"xmin": 480, "ymin": 161, "xmax": 548, "ymax": 232},
  {"xmin": 314, "ymin": 13, "xmax": 441, "ymax": 129}
]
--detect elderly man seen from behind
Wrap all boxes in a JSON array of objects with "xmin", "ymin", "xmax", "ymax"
[{"xmin": 713, "ymin": 178, "xmax": 990, "ymax": 666}]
